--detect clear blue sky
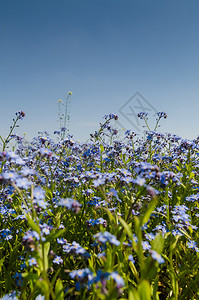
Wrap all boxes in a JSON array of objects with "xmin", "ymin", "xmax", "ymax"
[{"xmin": 1, "ymin": 0, "xmax": 199, "ymax": 142}]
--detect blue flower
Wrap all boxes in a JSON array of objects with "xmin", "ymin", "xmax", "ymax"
[
  {"xmin": 157, "ymin": 112, "xmax": 167, "ymax": 119},
  {"xmin": 0, "ymin": 291, "xmax": 18, "ymax": 299},
  {"xmin": 2, "ymin": 172, "xmax": 18, "ymax": 181},
  {"xmin": 137, "ymin": 112, "xmax": 148, "ymax": 119},
  {"xmin": 128, "ymin": 255, "xmax": 135, "ymax": 263},
  {"xmin": 91, "ymin": 269, "xmax": 110, "ymax": 284},
  {"xmin": 145, "ymin": 232, "xmax": 156, "ymax": 241},
  {"xmin": 135, "ymin": 176, "xmax": 146, "ymax": 186},
  {"xmin": 172, "ymin": 229, "xmax": 183, "ymax": 237},
  {"xmin": 57, "ymin": 238, "xmax": 67, "ymax": 244},
  {"xmin": 15, "ymin": 177, "xmax": 32, "ymax": 190},
  {"xmin": 28, "ymin": 257, "xmax": 37, "ymax": 266},
  {"xmin": 93, "ymin": 177, "xmax": 105, "ymax": 187},
  {"xmin": 150, "ymin": 250, "xmax": 164, "ymax": 264},
  {"xmin": 109, "ymin": 272, "xmax": 125, "ymax": 288},
  {"xmin": 5, "ymin": 234, "xmax": 13, "ymax": 241},
  {"xmin": 187, "ymin": 240, "xmax": 199, "ymax": 252},
  {"xmin": 97, "ymin": 252, "xmax": 106, "ymax": 258},
  {"xmin": 37, "ymin": 200, "xmax": 49, "ymax": 209},
  {"xmin": 69, "ymin": 268, "xmax": 93, "ymax": 279},
  {"xmin": 119, "ymin": 169, "xmax": 131, "ymax": 177},
  {"xmin": 20, "ymin": 167, "xmax": 35, "ymax": 176},
  {"xmin": 42, "ymin": 227, "xmax": 50, "ymax": 235},
  {"xmin": 87, "ymin": 218, "xmax": 107, "ymax": 227},
  {"xmin": 185, "ymin": 194, "xmax": 199, "ymax": 202},
  {"xmin": 93, "ymin": 231, "xmax": 120, "ymax": 246},
  {"xmin": 13, "ymin": 272, "xmax": 23, "ymax": 286},
  {"xmin": 39, "ymin": 148, "xmax": 52, "ymax": 157},
  {"xmin": 63, "ymin": 241, "xmax": 88, "ymax": 256},
  {"xmin": 15, "ymin": 110, "xmax": 25, "ymax": 119},
  {"xmin": 6, "ymin": 151, "xmax": 19, "ymax": 161},
  {"xmin": 142, "ymin": 241, "xmax": 151, "ymax": 250},
  {"xmin": 33, "ymin": 187, "xmax": 45, "ymax": 200},
  {"xmin": 53, "ymin": 256, "xmax": 63, "ymax": 265},
  {"xmin": 57, "ymin": 198, "xmax": 81, "ymax": 213},
  {"xmin": 87, "ymin": 196, "xmax": 101, "ymax": 206},
  {"xmin": 35, "ymin": 295, "xmax": 45, "ymax": 300},
  {"xmin": 122, "ymin": 176, "xmax": 133, "ymax": 184},
  {"xmin": 0, "ymin": 229, "xmax": 12, "ymax": 240}
]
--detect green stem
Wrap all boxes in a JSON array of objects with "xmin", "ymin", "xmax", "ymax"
[{"xmin": 2, "ymin": 116, "xmax": 20, "ymax": 151}]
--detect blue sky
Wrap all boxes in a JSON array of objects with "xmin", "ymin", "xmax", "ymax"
[{"xmin": 1, "ymin": 0, "xmax": 199, "ymax": 142}]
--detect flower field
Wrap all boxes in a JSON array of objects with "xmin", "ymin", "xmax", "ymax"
[{"xmin": 0, "ymin": 111, "xmax": 199, "ymax": 299}]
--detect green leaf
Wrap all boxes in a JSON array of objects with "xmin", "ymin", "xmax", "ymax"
[
  {"xmin": 101, "ymin": 207, "xmax": 116, "ymax": 224},
  {"xmin": 55, "ymin": 278, "xmax": 64, "ymax": 299},
  {"xmin": 0, "ymin": 257, "xmax": 5, "ymax": 267},
  {"xmin": 106, "ymin": 248, "xmax": 113, "ymax": 270},
  {"xmin": 45, "ymin": 228, "xmax": 67, "ymax": 243},
  {"xmin": 44, "ymin": 187, "xmax": 53, "ymax": 200},
  {"xmin": 170, "ymin": 235, "xmax": 180, "ymax": 251},
  {"xmin": 129, "ymin": 262, "xmax": 139, "ymax": 281},
  {"xmin": 36, "ymin": 278, "xmax": 49, "ymax": 294},
  {"xmin": 129, "ymin": 287, "xmax": 140, "ymax": 300},
  {"xmin": 140, "ymin": 197, "xmax": 157, "ymax": 226},
  {"xmin": 118, "ymin": 216, "xmax": 133, "ymax": 240},
  {"xmin": 22, "ymin": 271, "xmax": 39, "ymax": 281},
  {"xmin": 100, "ymin": 144, "xmax": 105, "ymax": 153},
  {"xmin": 88, "ymin": 256, "xmax": 95, "ymax": 272},
  {"xmin": 26, "ymin": 214, "xmax": 41, "ymax": 234},
  {"xmin": 152, "ymin": 278, "xmax": 159, "ymax": 300},
  {"xmin": 151, "ymin": 234, "xmax": 164, "ymax": 254},
  {"xmin": 38, "ymin": 242, "xmax": 50, "ymax": 272},
  {"xmin": 51, "ymin": 269, "xmax": 61, "ymax": 286},
  {"xmin": 138, "ymin": 280, "xmax": 151, "ymax": 300},
  {"xmin": 118, "ymin": 216, "xmax": 137, "ymax": 252},
  {"xmin": 178, "ymin": 228, "xmax": 192, "ymax": 240},
  {"xmin": 43, "ymin": 242, "xmax": 50, "ymax": 272}
]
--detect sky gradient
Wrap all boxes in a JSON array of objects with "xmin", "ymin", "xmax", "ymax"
[{"xmin": 1, "ymin": 0, "xmax": 199, "ymax": 142}]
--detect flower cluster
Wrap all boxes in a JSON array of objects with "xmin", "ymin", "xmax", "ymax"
[
  {"xmin": 1, "ymin": 111, "xmax": 199, "ymax": 299},
  {"xmin": 93, "ymin": 231, "xmax": 120, "ymax": 246}
]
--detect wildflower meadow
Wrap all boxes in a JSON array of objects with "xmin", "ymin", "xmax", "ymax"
[{"xmin": 0, "ymin": 102, "xmax": 199, "ymax": 299}]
